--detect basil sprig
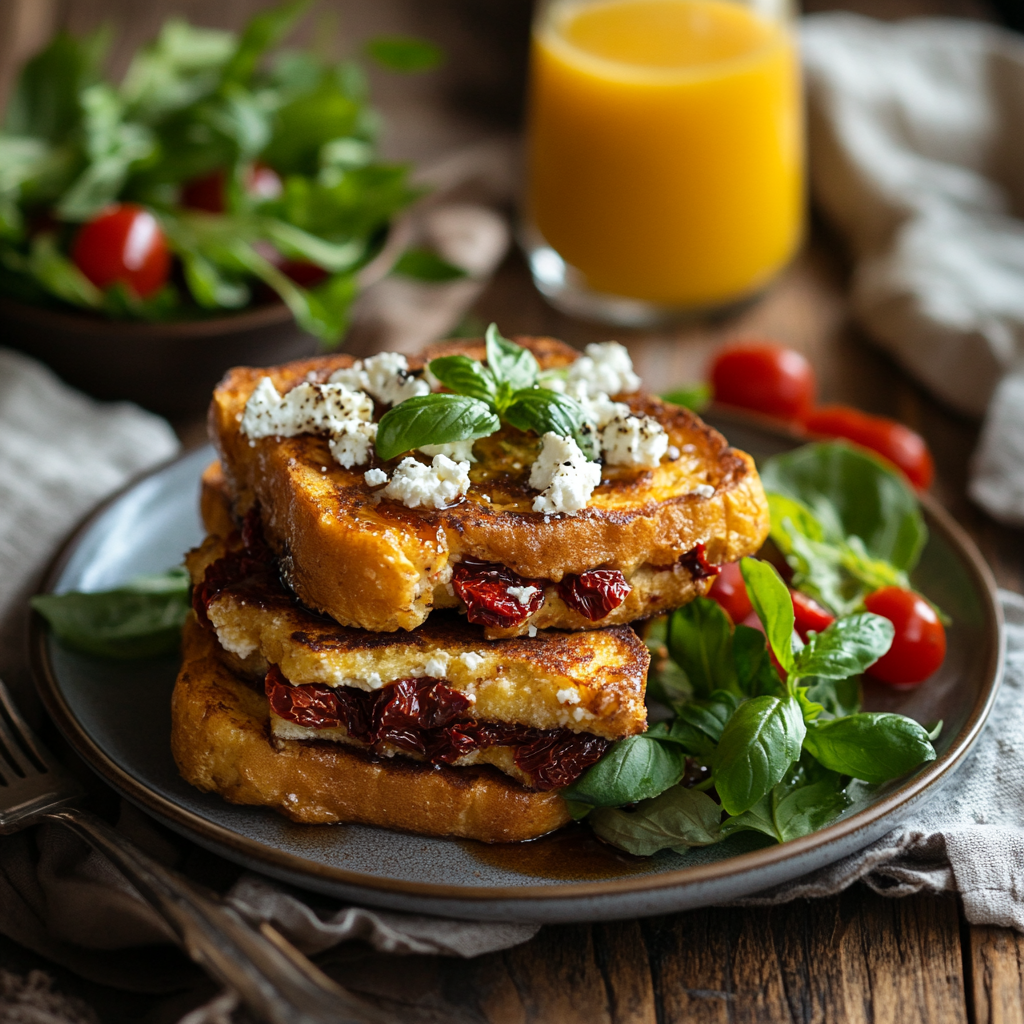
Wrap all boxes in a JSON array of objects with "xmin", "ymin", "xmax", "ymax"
[
  {"xmin": 568, "ymin": 539, "xmax": 938, "ymax": 855},
  {"xmin": 31, "ymin": 567, "xmax": 191, "ymax": 659},
  {"xmin": 375, "ymin": 323, "xmax": 590, "ymax": 460}
]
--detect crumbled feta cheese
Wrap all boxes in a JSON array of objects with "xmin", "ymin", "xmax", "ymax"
[
  {"xmin": 328, "ymin": 420, "xmax": 377, "ymax": 468},
  {"xmin": 528, "ymin": 624, "xmax": 538, "ymax": 637},
  {"xmin": 380, "ymin": 455, "xmax": 471, "ymax": 509},
  {"xmin": 563, "ymin": 380, "xmax": 629, "ymax": 429},
  {"xmin": 600, "ymin": 413, "xmax": 669, "ymax": 469},
  {"xmin": 507, "ymin": 585, "xmax": 540, "ymax": 606},
  {"xmin": 329, "ymin": 352, "xmax": 430, "ymax": 407},
  {"xmin": 364, "ymin": 467, "xmax": 388, "ymax": 487},
  {"xmin": 564, "ymin": 341, "xmax": 641, "ymax": 398},
  {"xmin": 419, "ymin": 439, "xmax": 477, "ymax": 462},
  {"xmin": 666, "ymin": 445, "xmax": 680, "ymax": 460},
  {"xmin": 240, "ymin": 378, "xmax": 372, "ymax": 439},
  {"xmin": 556, "ymin": 687, "xmax": 581, "ymax": 706},
  {"xmin": 529, "ymin": 433, "xmax": 601, "ymax": 514},
  {"xmin": 692, "ymin": 483, "xmax": 716, "ymax": 499},
  {"xmin": 424, "ymin": 654, "xmax": 449, "ymax": 678},
  {"xmin": 459, "ymin": 651, "xmax": 485, "ymax": 671}
]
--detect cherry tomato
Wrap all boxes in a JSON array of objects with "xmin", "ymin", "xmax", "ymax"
[
  {"xmin": 710, "ymin": 342, "xmax": 816, "ymax": 421},
  {"xmin": 863, "ymin": 587, "xmax": 946, "ymax": 686},
  {"xmin": 802, "ymin": 405, "xmax": 934, "ymax": 490},
  {"xmin": 708, "ymin": 561, "xmax": 752, "ymax": 624},
  {"xmin": 278, "ymin": 260, "xmax": 328, "ymax": 288},
  {"xmin": 791, "ymin": 589, "xmax": 835, "ymax": 641},
  {"xmin": 72, "ymin": 204, "xmax": 170, "ymax": 299},
  {"xmin": 181, "ymin": 163, "xmax": 283, "ymax": 213}
]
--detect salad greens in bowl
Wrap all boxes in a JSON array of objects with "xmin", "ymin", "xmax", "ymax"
[{"xmin": 0, "ymin": 2, "xmax": 452, "ymax": 411}]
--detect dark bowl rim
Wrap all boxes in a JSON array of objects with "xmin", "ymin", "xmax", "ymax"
[
  {"xmin": 0, "ymin": 293, "xmax": 295, "ymax": 340},
  {"xmin": 29, "ymin": 420, "xmax": 1005, "ymax": 903}
]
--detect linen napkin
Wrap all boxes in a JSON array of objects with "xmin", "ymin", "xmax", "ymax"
[{"xmin": 801, "ymin": 13, "xmax": 1024, "ymax": 526}]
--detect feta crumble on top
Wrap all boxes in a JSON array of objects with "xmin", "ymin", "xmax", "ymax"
[
  {"xmin": 507, "ymin": 584, "xmax": 541, "ymax": 606},
  {"xmin": 565, "ymin": 341, "xmax": 641, "ymax": 398},
  {"xmin": 419, "ymin": 439, "xmax": 477, "ymax": 462},
  {"xmin": 328, "ymin": 352, "xmax": 430, "ymax": 407},
  {"xmin": 529, "ymin": 433, "xmax": 602, "ymax": 514},
  {"xmin": 240, "ymin": 378, "xmax": 373, "ymax": 439},
  {"xmin": 379, "ymin": 454, "xmax": 471, "ymax": 509}
]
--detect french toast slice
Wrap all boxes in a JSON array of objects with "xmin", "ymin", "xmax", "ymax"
[
  {"xmin": 186, "ymin": 525, "xmax": 650, "ymax": 744},
  {"xmin": 210, "ymin": 336, "xmax": 770, "ymax": 635},
  {"xmin": 171, "ymin": 617, "xmax": 572, "ymax": 841}
]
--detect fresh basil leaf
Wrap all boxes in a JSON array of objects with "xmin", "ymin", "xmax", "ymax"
[
  {"xmin": 31, "ymin": 568, "xmax": 190, "ymax": 660},
  {"xmin": 720, "ymin": 793, "xmax": 779, "ymax": 841},
  {"xmin": 375, "ymin": 394, "xmax": 499, "ymax": 461},
  {"xmin": 485, "ymin": 323, "xmax": 538, "ymax": 394},
  {"xmin": 795, "ymin": 687, "xmax": 824, "ymax": 723},
  {"xmin": 645, "ymin": 658, "xmax": 692, "ymax": 707},
  {"xmin": 803, "ymin": 675, "xmax": 862, "ymax": 719},
  {"xmin": 180, "ymin": 249, "xmax": 250, "ymax": 309},
  {"xmin": 739, "ymin": 558, "xmax": 797, "ymax": 675},
  {"xmin": 677, "ymin": 690, "xmax": 741, "ymax": 744},
  {"xmin": 792, "ymin": 613, "xmax": 894, "ymax": 681},
  {"xmin": 502, "ymin": 388, "xmax": 587, "ymax": 440},
  {"xmin": 768, "ymin": 492, "xmax": 832, "ymax": 548},
  {"xmin": 770, "ymin": 757, "xmax": 851, "ymax": 841},
  {"xmin": 427, "ymin": 355, "xmax": 497, "ymax": 405},
  {"xmin": 803, "ymin": 713, "xmax": 937, "ymax": 784},
  {"xmin": 761, "ymin": 442, "xmax": 927, "ymax": 572},
  {"xmin": 645, "ymin": 718, "xmax": 709, "ymax": 756},
  {"xmin": 392, "ymin": 247, "xmax": 466, "ymax": 282},
  {"xmin": 733, "ymin": 624, "xmax": 783, "ymax": 697},
  {"xmin": 714, "ymin": 694, "xmax": 806, "ymax": 816},
  {"xmin": 666, "ymin": 597, "xmax": 736, "ymax": 698},
  {"xmin": 589, "ymin": 786, "xmax": 723, "ymax": 856},
  {"xmin": 662, "ymin": 383, "xmax": 711, "ymax": 412},
  {"xmin": 564, "ymin": 799, "xmax": 593, "ymax": 821},
  {"xmin": 561, "ymin": 735, "xmax": 686, "ymax": 808},
  {"xmin": 364, "ymin": 35, "xmax": 444, "ymax": 73}
]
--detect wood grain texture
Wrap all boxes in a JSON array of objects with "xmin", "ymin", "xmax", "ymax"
[
  {"xmin": 968, "ymin": 925, "xmax": 1024, "ymax": 1024},
  {"xmin": 312, "ymin": 889, "xmax": 968, "ymax": 1024}
]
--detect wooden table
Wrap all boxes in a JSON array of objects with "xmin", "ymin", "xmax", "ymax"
[{"xmin": 292, "ymin": 231, "xmax": 1023, "ymax": 1024}]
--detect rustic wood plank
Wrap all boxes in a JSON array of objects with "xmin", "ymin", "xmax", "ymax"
[{"xmin": 967, "ymin": 925, "xmax": 1024, "ymax": 1024}]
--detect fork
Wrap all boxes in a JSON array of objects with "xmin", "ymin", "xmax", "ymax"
[{"xmin": 0, "ymin": 677, "xmax": 391, "ymax": 1024}]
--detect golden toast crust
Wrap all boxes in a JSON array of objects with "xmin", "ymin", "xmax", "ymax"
[
  {"xmin": 210, "ymin": 337, "xmax": 770, "ymax": 633},
  {"xmin": 171, "ymin": 617, "xmax": 572, "ymax": 842}
]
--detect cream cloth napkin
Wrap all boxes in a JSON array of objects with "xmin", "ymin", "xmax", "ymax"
[{"xmin": 802, "ymin": 13, "xmax": 1024, "ymax": 526}]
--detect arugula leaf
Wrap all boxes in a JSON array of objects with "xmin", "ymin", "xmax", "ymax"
[
  {"xmin": 25, "ymin": 233, "xmax": 102, "ymax": 309},
  {"xmin": 561, "ymin": 735, "xmax": 686, "ymax": 809},
  {"xmin": 661, "ymin": 383, "xmax": 711, "ymax": 412},
  {"xmin": 761, "ymin": 442, "xmax": 927, "ymax": 572},
  {"xmin": 739, "ymin": 558, "xmax": 797, "ymax": 675},
  {"xmin": 665, "ymin": 597, "xmax": 736, "ymax": 698},
  {"xmin": 733, "ymin": 624, "xmax": 783, "ymax": 697},
  {"xmin": 31, "ymin": 568, "xmax": 191, "ymax": 660},
  {"xmin": 485, "ymin": 323, "xmax": 538, "ymax": 395},
  {"xmin": 375, "ymin": 394, "xmax": 499, "ymax": 461},
  {"xmin": 803, "ymin": 713, "xmax": 937, "ymax": 784},
  {"xmin": 791, "ymin": 613, "xmax": 894, "ymax": 681},
  {"xmin": 364, "ymin": 36, "xmax": 444, "ymax": 73},
  {"xmin": 392, "ymin": 247, "xmax": 466, "ymax": 282},
  {"xmin": 502, "ymin": 388, "xmax": 587, "ymax": 440},
  {"xmin": 427, "ymin": 355, "xmax": 497, "ymax": 405},
  {"xmin": 220, "ymin": 0, "xmax": 310, "ymax": 87},
  {"xmin": 589, "ymin": 786, "xmax": 723, "ymax": 856},
  {"xmin": 714, "ymin": 694, "xmax": 806, "ymax": 816}
]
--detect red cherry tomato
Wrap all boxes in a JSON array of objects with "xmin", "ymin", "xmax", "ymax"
[
  {"xmin": 278, "ymin": 260, "xmax": 328, "ymax": 288},
  {"xmin": 181, "ymin": 163, "xmax": 283, "ymax": 214},
  {"xmin": 710, "ymin": 342, "xmax": 816, "ymax": 421},
  {"xmin": 802, "ymin": 405, "xmax": 934, "ymax": 490},
  {"xmin": 708, "ymin": 561, "xmax": 752, "ymax": 624},
  {"xmin": 790, "ymin": 589, "xmax": 835, "ymax": 641},
  {"xmin": 863, "ymin": 587, "xmax": 946, "ymax": 686},
  {"xmin": 72, "ymin": 204, "xmax": 170, "ymax": 299}
]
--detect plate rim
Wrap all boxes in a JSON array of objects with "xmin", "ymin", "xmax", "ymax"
[{"xmin": 29, "ymin": 427, "xmax": 1006, "ymax": 904}]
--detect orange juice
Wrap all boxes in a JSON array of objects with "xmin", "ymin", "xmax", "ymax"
[{"xmin": 526, "ymin": 0, "xmax": 803, "ymax": 311}]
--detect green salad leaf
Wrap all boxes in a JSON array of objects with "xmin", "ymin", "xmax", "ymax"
[{"xmin": 32, "ymin": 567, "xmax": 191, "ymax": 660}]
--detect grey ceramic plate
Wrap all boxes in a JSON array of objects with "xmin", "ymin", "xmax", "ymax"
[{"xmin": 31, "ymin": 414, "xmax": 1004, "ymax": 923}]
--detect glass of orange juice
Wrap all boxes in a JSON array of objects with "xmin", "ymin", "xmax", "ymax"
[{"xmin": 524, "ymin": 0, "xmax": 803, "ymax": 326}]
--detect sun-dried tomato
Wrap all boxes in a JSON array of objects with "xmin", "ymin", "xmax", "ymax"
[
  {"xmin": 514, "ymin": 731, "xmax": 610, "ymax": 790},
  {"xmin": 264, "ymin": 665, "xmax": 608, "ymax": 790},
  {"xmin": 678, "ymin": 543, "xmax": 721, "ymax": 582},
  {"xmin": 265, "ymin": 665, "xmax": 342, "ymax": 729},
  {"xmin": 451, "ymin": 558, "xmax": 546, "ymax": 628},
  {"xmin": 557, "ymin": 568, "xmax": 631, "ymax": 620}
]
